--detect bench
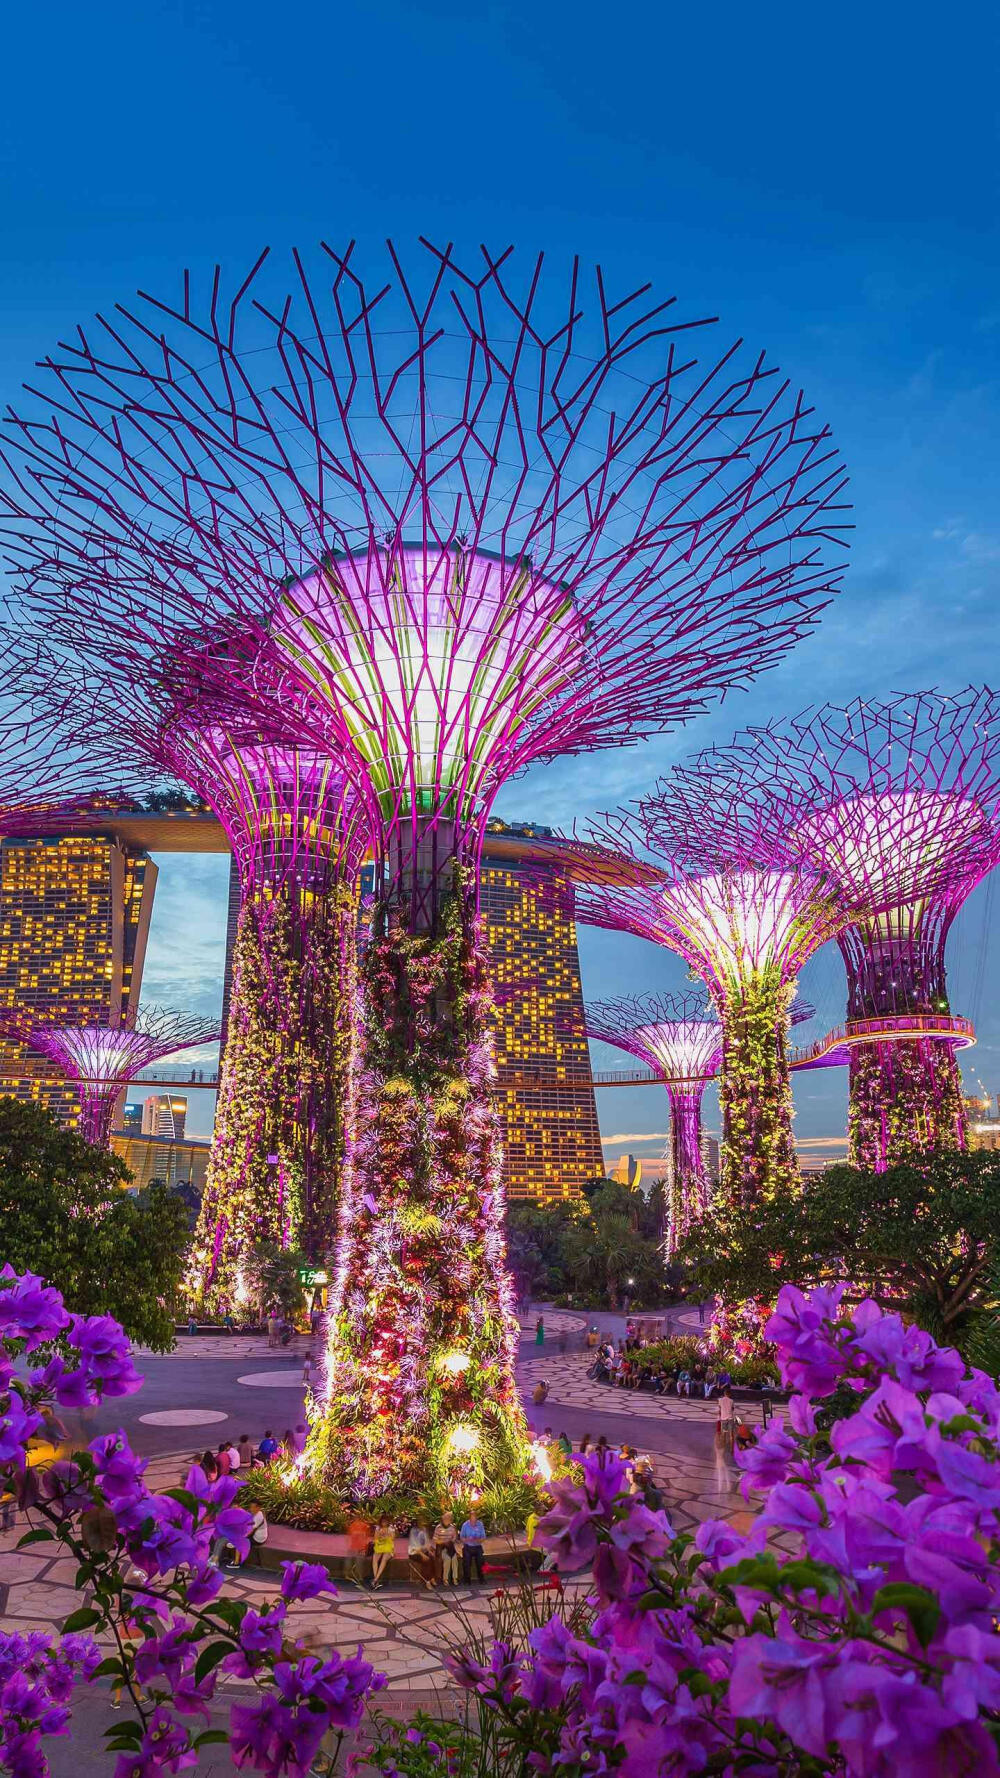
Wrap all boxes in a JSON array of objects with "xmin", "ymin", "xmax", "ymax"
[{"xmin": 247, "ymin": 1523, "xmax": 544, "ymax": 1587}]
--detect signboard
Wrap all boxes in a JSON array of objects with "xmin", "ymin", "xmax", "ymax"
[{"xmin": 297, "ymin": 1267, "xmax": 328, "ymax": 1287}]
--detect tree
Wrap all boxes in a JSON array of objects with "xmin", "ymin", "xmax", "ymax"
[
  {"xmin": 505, "ymin": 1200, "xmax": 578, "ymax": 1301},
  {"xmin": 507, "ymin": 1179, "xmax": 672, "ymax": 1311},
  {"xmin": 0, "ymin": 1097, "xmax": 188, "ymax": 1349},
  {"xmin": 680, "ymin": 1148, "xmax": 1000, "ymax": 1355},
  {"xmin": 242, "ymin": 1242, "xmax": 307, "ymax": 1320}
]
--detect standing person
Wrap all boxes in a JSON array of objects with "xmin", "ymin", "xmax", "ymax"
[
  {"xmin": 535, "ymin": 1316, "xmax": 545, "ymax": 1348},
  {"xmin": 245, "ymin": 1507, "xmax": 268, "ymax": 1566},
  {"xmin": 432, "ymin": 1510, "xmax": 460, "ymax": 1585},
  {"xmin": 345, "ymin": 1511, "xmax": 372, "ymax": 1586},
  {"xmin": 459, "ymin": 1510, "xmax": 487, "ymax": 1585},
  {"xmin": 371, "ymin": 1516, "xmax": 395, "ymax": 1589},
  {"xmin": 302, "ymin": 1351, "xmax": 314, "ymax": 1391},
  {"xmin": 717, "ymin": 1387, "xmax": 735, "ymax": 1457},
  {"xmin": 267, "ymin": 1308, "xmax": 280, "ymax": 1350},
  {"xmin": 407, "ymin": 1518, "xmax": 436, "ymax": 1589}
]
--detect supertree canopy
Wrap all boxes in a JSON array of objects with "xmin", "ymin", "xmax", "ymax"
[
  {"xmin": 0, "ymin": 242, "xmax": 848, "ymax": 1497},
  {"xmin": 0, "ymin": 1007, "xmax": 220, "ymax": 1148},
  {"xmin": 703, "ymin": 690, "xmax": 1000, "ymax": 1168},
  {"xmin": 575, "ymin": 779, "xmax": 850, "ymax": 1207},
  {"xmin": 585, "ymin": 990, "xmax": 721, "ymax": 1253}
]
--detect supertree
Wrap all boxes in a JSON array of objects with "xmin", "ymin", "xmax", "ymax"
[
  {"xmin": 698, "ymin": 690, "xmax": 1000, "ymax": 1168},
  {"xmin": 66, "ymin": 675, "xmax": 373, "ymax": 1300},
  {"xmin": 584, "ymin": 991, "xmax": 817, "ymax": 1252},
  {"xmin": 0, "ymin": 242, "xmax": 848, "ymax": 1497},
  {"xmin": 0, "ymin": 1006, "xmax": 220, "ymax": 1148},
  {"xmin": 168, "ymin": 727, "xmax": 369, "ymax": 1300},
  {"xmin": 585, "ymin": 990, "xmax": 721, "ymax": 1253},
  {"xmin": 573, "ymin": 779, "xmax": 850, "ymax": 1208}
]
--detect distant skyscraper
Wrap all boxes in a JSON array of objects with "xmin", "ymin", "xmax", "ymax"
[
  {"xmin": 122, "ymin": 1102, "xmax": 143, "ymax": 1133},
  {"xmin": 479, "ymin": 825, "xmax": 604, "ymax": 1202},
  {"xmin": 141, "ymin": 1093, "xmax": 187, "ymax": 1139},
  {"xmin": 0, "ymin": 833, "xmax": 157, "ymax": 1126}
]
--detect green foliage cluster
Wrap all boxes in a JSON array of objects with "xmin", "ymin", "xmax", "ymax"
[
  {"xmin": 678, "ymin": 1147, "xmax": 1000, "ymax": 1367},
  {"xmin": 718, "ymin": 971, "xmax": 799, "ymax": 1205},
  {"xmin": 236, "ymin": 1465, "xmax": 542, "ymax": 1536},
  {"xmin": 506, "ymin": 1177, "xmax": 672, "ymax": 1310},
  {"xmin": 241, "ymin": 1242, "xmax": 308, "ymax": 1320},
  {"xmin": 632, "ymin": 1335, "xmax": 778, "ymax": 1387},
  {"xmin": 0, "ymin": 1097, "xmax": 188, "ymax": 1349}
]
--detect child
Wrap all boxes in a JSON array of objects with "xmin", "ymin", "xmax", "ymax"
[{"xmin": 432, "ymin": 1510, "xmax": 460, "ymax": 1584}]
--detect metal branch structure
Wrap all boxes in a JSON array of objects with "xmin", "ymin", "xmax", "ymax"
[
  {"xmin": 702, "ymin": 690, "xmax": 1000, "ymax": 1168},
  {"xmin": 0, "ymin": 635, "xmax": 154, "ymax": 833},
  {"xmin": 0, "ymin": 241, "xmax": 848, "ymax": 1498},
  {"xmin": 0, "ymin": 1007, "xmax": 220, "ymax": 1148},
  {"xmin": 574, "ymin": 782, "xmax": 851, "ymax": 1207},
  {"xmin": 585, "ymin": 990, "xmax": 721, "ymax": 1252}
]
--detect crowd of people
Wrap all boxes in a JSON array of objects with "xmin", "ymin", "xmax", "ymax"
[{"xmin": 588, "ymin": 1330, "xmax": 780, "ymax": 1399}]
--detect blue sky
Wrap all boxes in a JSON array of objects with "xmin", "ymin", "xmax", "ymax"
[{"xmin": 2, "ymin": 0, "xmax": 999, "ymax": 1151}]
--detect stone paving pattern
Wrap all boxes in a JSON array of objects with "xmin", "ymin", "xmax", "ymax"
[{"xmin": 1, "ymin": 1306, "xmax": 788, "ymax": 1700}]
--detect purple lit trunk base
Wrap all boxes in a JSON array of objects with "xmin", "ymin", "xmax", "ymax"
[
  {"xmin": 193, "ymin": 883, "xmax": 356, "ymax": 1311},
  {"xmin": 664, "ymin": 1081, "xmax": 710, "ymax": 1256},
  {"xmin": 77, "ymin": 1092, "xmax": 116, "ymax": 1150},
  {"xmin": 848, "ymin": 1038, "xmax": 968, "ymax": 1172}
]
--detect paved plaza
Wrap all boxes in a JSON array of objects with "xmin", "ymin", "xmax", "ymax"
[{"xmin": 0, "ymin": 1303, "xmax": 782, "ymax": 1766}]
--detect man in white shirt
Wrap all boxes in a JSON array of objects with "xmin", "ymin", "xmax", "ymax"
[{"xmin": 226, "ymin": 1440, "xmax": 241, "ymax": 1473}]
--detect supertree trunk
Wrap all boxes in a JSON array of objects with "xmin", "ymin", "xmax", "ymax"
[
  {"xmin": 78, "ymin": 1092, "xmax": 116, "ymax": 1150},
  {"xmin": 848, "ymin": 1038, "xmax": 967, "ymax": 1171},
  {"xmin": 663, "ymin": 1081, "xmax": 709, "ymax": 1255},
  {"xmin": 192, "ymin": 881, "xmax": 357, "ymax": 1311},
  {"xmin": 309, "ymin": 866, "xmax": 527, "ymax": 1499},
  {"xmin": 716, "ymin": 973, "xmax": 798, "ymax": 1208}
]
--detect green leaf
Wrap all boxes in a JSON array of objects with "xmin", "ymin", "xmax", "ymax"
[
  {"xmin": 194, "ymin": 1639, "xmax": 234, "ymax": 1684},
  {"xmin": 103, "ymin": 1723, "xmax": 144, "ymax": 1749},
  {"xmin": 162, "ymin": 1487, "xmax": 200, "ymax": 1514},
  {"xmin": 871, "ymin": 1582, "xmax": 941, "ymax": 1647},
  {"xmin": 93, "ymin": 1657, "xmax": 126, "ymax": 1679},
  {"xmin": 16, "ymin": 1528, "xmax": 55, "ymax": 1547},
  {"xmin": 193, "ymin": 1731, "xmax": 232, "ymax": 1748},
  {"xmin": 61, "ymin": 1606, "xmax": 103, "ymax": 1632}
]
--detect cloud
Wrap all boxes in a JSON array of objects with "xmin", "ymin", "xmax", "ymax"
[{"xmin": 601, "ymin": 1131, "xmax": 670, "ymax": 1145}]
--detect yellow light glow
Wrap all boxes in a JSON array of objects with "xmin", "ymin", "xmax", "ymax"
[
  {"xmin": 440, "ymin": 1350, "xmax": 471, "ymax": 1376},
  {"xmin": 530, "ymin": 1439, "xmax": 553, "ymax": 1483},
  {"xmin": 447, "ymin": 1423, "xmax": 479, "ymax": 1454}
]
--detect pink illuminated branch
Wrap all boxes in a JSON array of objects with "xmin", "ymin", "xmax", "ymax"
[{"xmin": 0, "ymin": 242, "xmax": 849, "ymax": 894}]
